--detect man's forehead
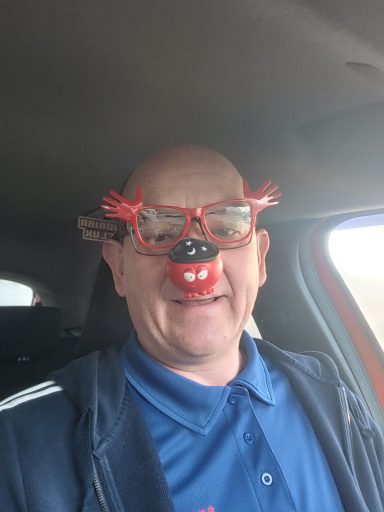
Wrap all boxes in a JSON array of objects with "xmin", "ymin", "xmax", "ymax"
[
  {"xmin": 125, "ymin": 146, "xmax": 244, "ymax": 202},
  {"xmin": 134, "ymin": 169, "xmax": 243, "ymax": 205}
]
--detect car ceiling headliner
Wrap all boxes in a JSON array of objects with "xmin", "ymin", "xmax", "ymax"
[
  {"xmin": 2, "ymin": 0, "xmax": 384, "ymax": 326},
  {"xmin": 1, "ymin": 0, "xmax": 384, "ymax": 229}
]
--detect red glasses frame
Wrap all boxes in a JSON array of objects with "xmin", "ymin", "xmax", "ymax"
[{"xmin": 101, "ymin": 179, "xmax": 280, "ymax": 251}]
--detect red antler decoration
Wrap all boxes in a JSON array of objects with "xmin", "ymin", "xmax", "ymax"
[
  {"xmin": 243, "ymin": 180, "xmax": 281, "ymax": 213},
  {"xmin": 100, "ymin": 180, "xmax": 280, "ymax": 221},
  {"xmin": 101, "ymin": 188, "xmax": 143, "ymax": 222}
]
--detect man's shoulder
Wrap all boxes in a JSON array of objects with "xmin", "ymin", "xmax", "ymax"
[
  {"xmin": 0, "ymin": 347, "xmax": 125, "ymax": 420},
  {"xmin": 0, "ymin": 379, "xmax": 65, "ymax": 415},
  {"xmin": 0, "ymin": 377, "xmax": 75, "ymax": 452},
  {"xmin": 256, "ymin": 337, "xmax": 383, "ymax": 441},
  {"xmin": 256, "ymin": 337, "xmax": 342, "ymax": 384}
]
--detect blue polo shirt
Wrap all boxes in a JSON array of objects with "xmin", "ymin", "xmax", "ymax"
[{"xmin": 121, "ymin": 331, "xmax": 345, "ymax": 512}]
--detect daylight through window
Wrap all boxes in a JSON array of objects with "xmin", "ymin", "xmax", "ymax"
[
  {"xmin": 0, "ymin": 279, "xmax": 34, "ymax": 306},
  {"xmin": 328, "ymin": 214, "xmax": 384, "ymax": 350}
]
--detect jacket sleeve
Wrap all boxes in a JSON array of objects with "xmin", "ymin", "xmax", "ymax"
[
  {"xmin": 0, "ymin": 391, "xmax": 84, "ymax": 511},
  {"xmin": 346, "ymin": 387, "xmax": 384, "ymax": 509},
  {"xmin": 0, "ymin": 410, "xmax": 29, "ymax": 510}
]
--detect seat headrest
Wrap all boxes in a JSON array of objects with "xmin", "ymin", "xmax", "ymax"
[
  {"xmin": 0, "ymin": 306, "xmax": 62, "ymax": 359},
  {"xmin": 77, "ymin": 258, "xmax": 133, "ymax": 357}
]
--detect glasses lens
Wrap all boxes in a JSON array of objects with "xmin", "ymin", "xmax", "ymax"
[
  {"xmin": 204, "ymin": 202, "xmax": 252, "ymax": 245},
  {"xmin": 136, "ymin": 208, "xmax": 186, "ymax": 249}
]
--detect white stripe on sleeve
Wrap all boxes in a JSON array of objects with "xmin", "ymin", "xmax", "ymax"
[{"xmin": 0, "ymin": 385, "xmax": 63, "ymax": 412}]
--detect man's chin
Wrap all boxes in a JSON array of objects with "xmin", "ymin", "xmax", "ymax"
[{"xmin": 166, "ymin": 323, "xmax": 237, "ymax": 357}]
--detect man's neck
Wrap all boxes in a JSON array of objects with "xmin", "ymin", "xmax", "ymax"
[{"xmin": 160, "ymin": 348, "xmax": 246, "ymax": 386}]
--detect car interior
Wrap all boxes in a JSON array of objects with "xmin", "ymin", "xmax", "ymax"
[{"xmin": 1, "ymin": 1, "xmax": 383, "ymax": 429}]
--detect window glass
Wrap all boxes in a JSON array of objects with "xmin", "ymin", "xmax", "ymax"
[
  {"xmin": 328, "ymin": 214, "xmax": 384, "ymax": 350},
  {"xmin": 246, "ymin": 315, "xmax": 261, "ymax": 338},
  {"xmin": 0, "ymin": 279, "xmax": 34, "ymax": 306}
]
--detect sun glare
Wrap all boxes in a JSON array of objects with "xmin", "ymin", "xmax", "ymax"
[
  {"xmin": 328, "ymin": 222, "xmax": 384, "ymax": 349},
  {"xmin": 329, "ymin": 226, "xmax": 384, "ymax": 278}
]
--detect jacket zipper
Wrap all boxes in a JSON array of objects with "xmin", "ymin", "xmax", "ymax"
[
  {"xmin": 338, "ymin": 386, "xmax": 353, "ymax": 463},
  {"xmin": 338, "ymin": 386, "xmax": 371, "ymax": 512},
  {"xmin": 93, "ymin": 461, "xmax": 112, "ymax": 512}
]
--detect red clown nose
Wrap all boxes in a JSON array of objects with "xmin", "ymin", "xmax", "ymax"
[{"xmin": 166, "ymin": 238, "xmax": 223, "ymax": 298}]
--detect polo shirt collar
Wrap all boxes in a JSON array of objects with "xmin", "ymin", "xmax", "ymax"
[{"xmin": 121, "ymin": 330, "xmax": 275, "ymax": 435}]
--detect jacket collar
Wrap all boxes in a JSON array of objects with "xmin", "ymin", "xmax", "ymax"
[
  {"xmin": 51, "ymin": 335, "xmax": 344, "ymax": 444},
  {"xmin": 52, "ymin": 349, "xmax": 129, "ymax": 449}
]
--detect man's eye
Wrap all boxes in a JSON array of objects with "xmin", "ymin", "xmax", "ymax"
[
  {"xmin": 213, "ymin": 227, "xmax": 238, "ymax": 239},
  {"xmin": 145, "ymin": 232, "xmax": 177, "ymax": 245},
  {"xmin": 154, "ymin": 233, "xmax": 168, "ymax": 242},
  {"xmin": 139, "ymin": 222, "xmax": 182, "ymax": 245}
]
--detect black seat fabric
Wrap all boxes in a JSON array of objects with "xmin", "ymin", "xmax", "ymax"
[
  {"xmin": 77, "ymin": 258, "xmax": 133, "ymax": 357},
  {"xmin": 0, "ymin": 306, "xmax": 75, "ymax": 400}
]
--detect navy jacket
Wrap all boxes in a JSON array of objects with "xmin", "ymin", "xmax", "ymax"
[{"xmin": 0, "ymin": 339, "xmax": 383, "ymax": 511}]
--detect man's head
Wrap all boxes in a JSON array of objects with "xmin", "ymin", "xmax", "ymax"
[{"xmin": 103, "ymin": 145, "xmax": 270, "ymax": 376}]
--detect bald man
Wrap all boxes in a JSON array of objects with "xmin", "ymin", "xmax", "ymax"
[
  {"xmin": 103, "ymin": 145, "xmax": 269, "ymax": 385},
  {"xmin": 0, "ymin": 146, "xmax": 383, "ymax": 512}
]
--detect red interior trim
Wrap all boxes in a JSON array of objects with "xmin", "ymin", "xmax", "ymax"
[{"xmin": 311, "ymin": 226, "xmax": 384, "ymax": 407}]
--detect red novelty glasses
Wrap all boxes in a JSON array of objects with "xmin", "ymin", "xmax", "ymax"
[{"xmin": 101, "ymin": 180, "xmax": 280, "ymax": 255}]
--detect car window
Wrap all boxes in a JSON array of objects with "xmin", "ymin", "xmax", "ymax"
[
  {"xmin": 246, "ymin": 315, "xmax": 261, "ymax": 338},
  {"xmin": 328, "ymin": 214, "xmax": 384, "ymax": 350},
  {"xmin": 0, "ymin": 279, "xmax": 34, "ymax": 306}
]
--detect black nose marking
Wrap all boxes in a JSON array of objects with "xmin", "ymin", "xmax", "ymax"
[{"xmin": 168, "ymin": 238, "xmax": 220, "ymax": 263}]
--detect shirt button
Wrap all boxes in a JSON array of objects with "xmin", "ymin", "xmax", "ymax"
[
  {"xmin": 228, "ymin": 394, "xmax": 238, "ymax": 404},
  {"xmin": 243, "ymin": 432, "xmax": 255, "ymax": 444},
  {"xmin": 261, "ymin": 472, "xmax": 273, "ymax": 486}
]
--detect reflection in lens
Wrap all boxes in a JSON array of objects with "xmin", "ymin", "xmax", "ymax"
[
  {"xmin": 138, "ymin": 208, "xmax": 185, "ymax": 246},
  {"xmin": 205, "ymin": 202, "xmax": 252, "ymax": 241}
]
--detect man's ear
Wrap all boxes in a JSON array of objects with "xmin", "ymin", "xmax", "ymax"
[
  {"xmin": 102, "ymin": 240, "xmax": 126, "ymax": 297},
  {"xmin": 255, "ymin": 228, "xmax": 270, "ymax": 287}
]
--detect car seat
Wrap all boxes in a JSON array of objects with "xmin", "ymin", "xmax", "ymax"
[
  {"xmin": 0, "ymin": 306, "xmax": 75, "ymax": 400},
  {"xmin": 76, "ymin": 258, "xmax": 133, "ymax": 357}
]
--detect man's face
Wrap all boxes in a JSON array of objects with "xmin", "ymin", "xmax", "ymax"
[{"xmin": 103, "ymin": 147, "xmax": 269, "ymax": 368}]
